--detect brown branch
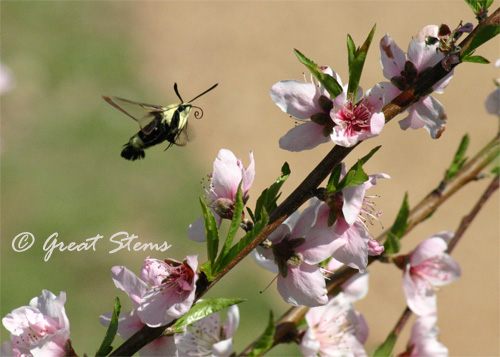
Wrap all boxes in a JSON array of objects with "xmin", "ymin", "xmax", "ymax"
[
  {"xmin": 447, "ymin": 174, "xmax": 499, "ymax": 254},
  {"xmin": 110, "ymin": 8, "xmax": 500, "ymax": 356}
]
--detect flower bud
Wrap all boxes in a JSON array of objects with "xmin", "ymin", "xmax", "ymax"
[{"xmin": 213, "ymin": 198, "xmax": 235, "ymax": 220}]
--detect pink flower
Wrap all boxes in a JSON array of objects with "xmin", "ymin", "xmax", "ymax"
[
  {"xmin": 330, "ymin": 84, "xmax": 386, "ymax": 147},
  {"xmin": 310, "ymin": 167, "xmax": 388, "ymax": 272},
  {"xmin": 175, "ymin": 304, "xmax": 239, "ymax": 356},
  {"xmin": 271, "ymin": 67, "xmax": 385, "ymax": 150},
  {"xmin": 102, "ymin": 255, "xmax": 199, "ymax": 328},
  {"xmin": 314, "ymin": 212, "xmax": 376, "ymax": 273},
  {"xmin": 300, "ymin": 293, "xmax": 368, "ymax": 356},
  {"xmin": 270, "ymin": 67, "xmax": 342, "ymax": 152},
  {"xmin": 380, "ymin": 25, "xmax": 454, "ymax": 138},
  {"xmin": 404, "ymin": 314, "xmax": 448, "ymax": 356},
  {"xmin": 100, "ymin": 262, "xmax": 180, "ymax": 355},
  {"xmin": 138, "ymin": 256, "xmax": 199, "ymax": 327},
  {"xmin": 188, "ymin": 149, "xmax": 255, "ymax": 242},
  {"xmin": 253, "ymin": 206, "xmax": 342, "ymax": 306},
  {"xmin": 1, "ymin": 290, "xmax": 72, "ymax": 357},
  {"xmin": 340, "ymin": 168, "xmax": 390, "ymax": 226},
  {"xmin": 402, "ymin": 232, "xmax": 461, "ymax": 316}
]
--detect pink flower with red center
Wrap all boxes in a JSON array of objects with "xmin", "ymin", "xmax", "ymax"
[
  {"xmin": 2, "ymin": 290, "xmax": 72, "ymax": 357},
  {"xmin": 402, "ymin": 232, "xmax": 461, "ymax": 316},
  {"xmin": 271, "ymin": 66, "xmax": 385, "ymax": 149},
  {"xmin": 138, "ymin": 256, "xmax": 199, "ymax": 327},
  {"xmin": 330, "ymin": 84, "xmax": 386, "ymax": 147},
  {"xmin": 100, "ymin": 262, "xmax": 180, "ymax": 356},
  {"xmin": 380, "ymin": 25, "xmax": 454, "ymax": 138},
  {"xmin": 101, "ymin": 255, "xmax": 199, "ymax": 329},
  {"xmin": 188, "ymin": 149, "xmax": 255, "ymax": 242},
  {"xmin": 300, "ymin": 293, "xmax": 368, "ymax": 356}
]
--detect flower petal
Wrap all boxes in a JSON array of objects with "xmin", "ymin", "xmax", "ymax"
[
  {"xmin": 380, "ymin": 34, "xmax": 407, "ymax": 80},
  {"xmin": 270, "ymin": 80, "xmax": 321, "ymax": 119},
  {"xmin": 212, "ymin": 149, "xmax": 242, "ymax": 201},
  {"xmin": 403, "ymin": 265, "xmax": 437, "ymax": 316},
  {"xmin": 410, "ymin": 237, "xmax": 448, "ymax": 266},
  {"xmin": 279, "ymin": 121, "xmax": 330, "ymax": 152},
  {"xmin": 277, "ymin": 264, "xmax": 328, "ymax": 307},
  {"xmin": 111, "ymin": 266, "xmax": 149, "ymax": 308},
  {"xmin": 399, "ymin": 96, "xmax": 447, "ymax": 138},
  {"xmin": 331, "ymin": 222, "xmax": 371, "ymax": 272}
]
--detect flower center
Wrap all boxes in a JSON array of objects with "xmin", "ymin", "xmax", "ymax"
[
  {"xmin": 335, "ymin": 99, "xmax": 372, "ymax": 135},
  {"xmin": 160, "ymin": 262, "xmax": 194, "ymax": 295}
]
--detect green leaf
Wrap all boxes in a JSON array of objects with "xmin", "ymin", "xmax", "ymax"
[
  {"xmin": 461, "ymin": 24, "xmax": 500, "ymax": 59},
  {"xmin": 326, "ymin": 163, "xmax": 342, "ymax": 194},
  {"xmin": 384, "ymin": 232, "xmax": 401, "ymax": 255},
  {"xmin": 200, "ymin": 198, "xmax": 219, "ymax": 266},
  {"xmin": 294, "ymin": 49, "xmax": 343, "ymax": 98},
  {"xmin": 384, "ymin": 193, "xmax": 410, "ymax": 254},
  {"xmin": 172, "ymin": 298, "xmax": 246, "ymax": 329},
  {"xmin": 200, "ymin": 261, "xmax": 216, "ymax": 282},
  {"xmin": 359, "ymin": 145, "xmax": 381, "ymax": 166},
  {"xmin": 214, "ymin": 185, "xmax": 244, "ymax": 273},
  {"xmin": 462, "ymin": 54, "xmax": 490, "ymax": 64},
  {"xmin": 326, "ymin": 147, "xmax": 380, "ymax": 194},
  {"xmin": 346, "ymin": 24, "xmax": 376, "ymax": 102},
  {"xmin": 491, "ymin": 166, "xmax": 500, "ymax": 175},
  {"xmin": 218, "ymin": 208, "xmax": 269, "ymax": 270},
  {"xmin": 337, "ymin": 160, "xmax": 369, "ymax": 191},
  {"xmin": 373, "ymin": 331, "xmax": 398, "ymax": 357},
  {"xmin": 95, "ymin": 297, "xmax": 121, "ymax": 357},
  {"xmin": 254, "ymin": 163, "xmax": 290, "ymax": 221},
  {"xmin": 464, "ymin": 0, "xmax": 494, "ymax": 14},
  {"xmin": 246, "ymin": 207, "xmax": 256, "ymax": 223},
  {"xmin": 445, "ymin": 134, "xmax": 470, "ymax": 180},
  {"xmin": 248, "ymin": 311, "xmax": 276, "ymax": 356}
]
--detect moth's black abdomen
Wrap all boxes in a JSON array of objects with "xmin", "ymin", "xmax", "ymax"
[{"xmin": 121, "ymin": 144, "xmax": 145, "ymax": 161}]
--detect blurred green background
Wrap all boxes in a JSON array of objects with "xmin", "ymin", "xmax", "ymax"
[{"xmin": 2, "ymin": 1, "xmax": 499, "ymax": 356}]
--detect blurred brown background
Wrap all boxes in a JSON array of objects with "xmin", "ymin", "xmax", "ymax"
[{"xmin": 2, "ymin": 1, "xmax": 499, "ymax": 355}]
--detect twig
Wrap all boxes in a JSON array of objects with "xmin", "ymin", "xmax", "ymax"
[{"xmin": 447, "ymin": 174, "xmax": 499, "ymax": 254}]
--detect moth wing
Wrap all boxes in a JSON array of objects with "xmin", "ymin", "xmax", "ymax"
[
  {"xmin": 174, "ymin": 124, "xmax": 190, "ymax": 146},
  {"xmin": 102, "ymin": 96, "xmax": 166, "ymax": 135}
]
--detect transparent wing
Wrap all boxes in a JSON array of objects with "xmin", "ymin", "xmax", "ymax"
[
  {"xmin": 103, "ymin": 96, "xmax": 167, "ymax": 134},
  {"xmin": 174, "ymin": 124, "xmax": 189, "ymax": 146}
]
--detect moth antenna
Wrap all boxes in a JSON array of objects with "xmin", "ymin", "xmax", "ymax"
[
  {"xmin": 188, "ymin": 83, "xmax": 218, "ymax": 103},
  {"xmin": 173, "ymin": 83, "xmax": 184, "ymax": 103}
]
